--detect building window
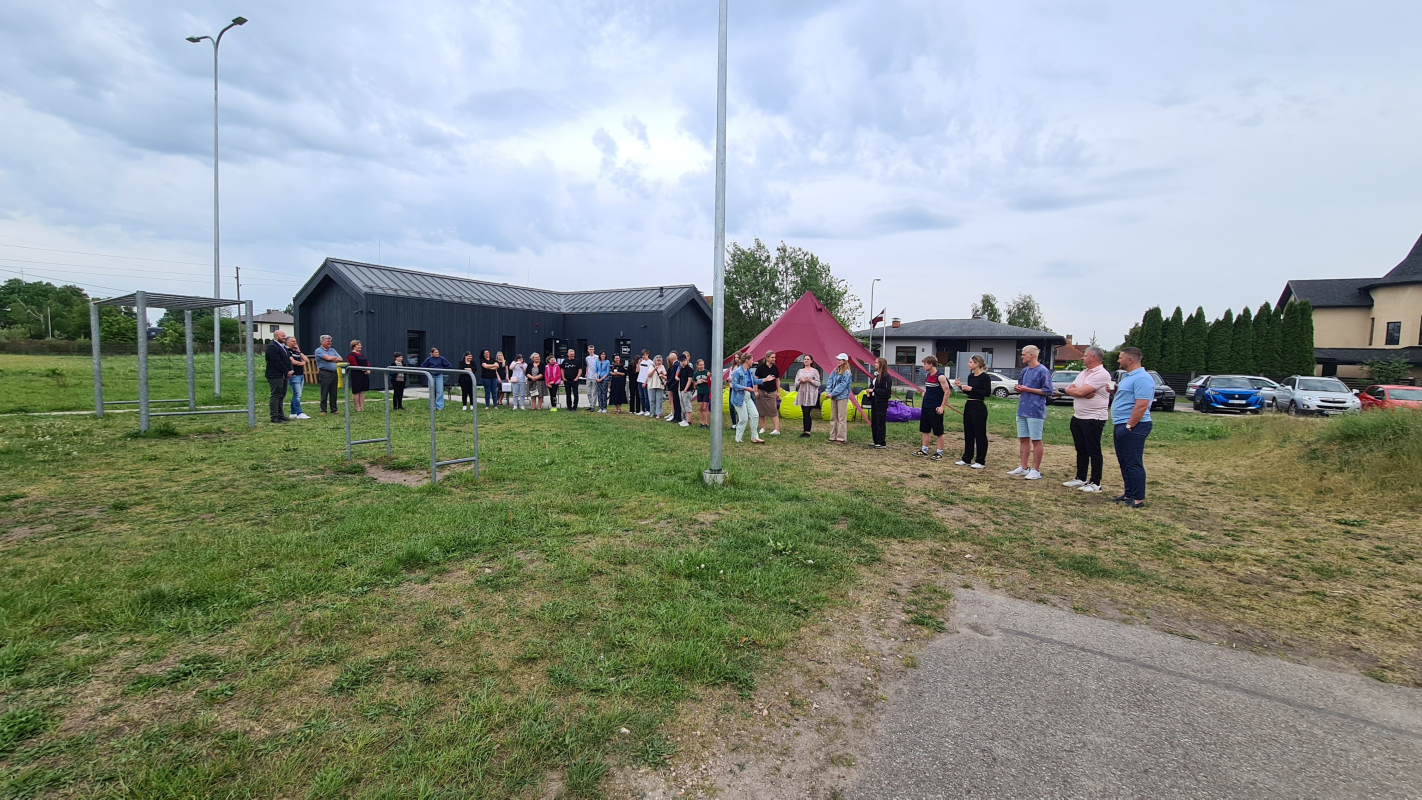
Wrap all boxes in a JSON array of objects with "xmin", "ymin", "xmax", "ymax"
[
  {"xmin": 1385, "ymin": 321, "xmax": 1401, "ymax": 346},
  {"xmin": 895, "ymin": 346, "xmax": 916, "ymax": 365},
  {"xmin": 1369, "ymin": 318, "xmax": 1375, "ymax": 346},
  {"xmin": 269, "ymin": 324, "xmax": 278, "ymax": 334}
]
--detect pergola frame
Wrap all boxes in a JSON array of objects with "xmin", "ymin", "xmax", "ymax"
[{"xmin": 91, "ymin": 291, "xmax": 255, "ymax": 431}]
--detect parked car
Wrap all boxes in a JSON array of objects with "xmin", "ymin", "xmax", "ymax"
[
  {"xmin": 1243, "ymin": 376, "xmax": 1282, "ymax": 408},
  {"xmin": 985, "ymin": 371, "xmax": 1017, "ymax": 398},
  {"xmin": 1274, "ymin": 376, "xmax": 1361, "ymax": 416},
  {"xmin": 1359, "ymin": 384, "xmax": 1422, "ymax": 411},
  {"xmin": 1049, "ymin": 371, "xmax": 1079, "ymax": 404},
  {"xmin": 1185, "ymin": 375, "xmax": 1210, "ymax": 400},
  {"xmin": 1113, "ymin": 369, "xmax": 1176, "ymax": 411},
  {"xmin": 1192, "ymin": 375, "xmax": 1264, "ymax": 414}
]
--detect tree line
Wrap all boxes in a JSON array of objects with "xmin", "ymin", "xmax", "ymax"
[
  {"xmin": 1115, "ymin": 299, "xmax": 1315, "ymax": 377},
  {"xmin": 0, "ymin": 278, "xmax": 242, "ymax": 345}
]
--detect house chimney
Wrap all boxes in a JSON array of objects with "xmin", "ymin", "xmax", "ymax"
[
  {"xmin": 891, "ymin": 317, "xmax": 900, "ymax": 328},
  {"xmin": 1066, "ymin": 334, "xmax": 1073, "ymax": 345}
]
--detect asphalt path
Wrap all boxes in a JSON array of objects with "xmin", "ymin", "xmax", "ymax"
[{"xmin": 849, "ymin": 591, "xmax": 1422, "ymax": 799}]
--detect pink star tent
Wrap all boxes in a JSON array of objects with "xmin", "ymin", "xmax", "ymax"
[{"xmin": 724, "ymin": 291, "xmax": 921, "ymax": 420}]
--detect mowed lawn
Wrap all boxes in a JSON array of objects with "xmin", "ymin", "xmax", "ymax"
[
  {"xmin": 0, "ymin": 354, "xmax": 257, "ymax": 414},
  {"xmin": 0, "ymin": 358, "xmax": 1419, "ymax": 797}
]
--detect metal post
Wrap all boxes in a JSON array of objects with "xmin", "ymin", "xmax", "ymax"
[
  {"xmin": 212, "ymin": 41, "xmax": 222, "ymax": 397},
  {"xmin": 136, "ymin": 292, "xmax": 149, "ymax": 432},
  {"xmin": 244, "ymin": 300, "xmax": 255, "ymax": 428},
  {"xmin": 184, "ymin": 310, "xmax": 196, "ymax": 410},
  {"xmin": 344, "ymin": 365, "xmax": 352, "ymax": 460},
  {"xmin": 90, "ymin": 302, "xmax": 104, "ymax": 418},
  {"xmin": 429, "ymin": 373, "xmax": 439, "ymax": 484},
  {"xmin": 383, "ymin": 373, "xmax": 392, "ymax": 456},
  {"xmin": 470, "ymin": 387, "xmax": 479, "ymax": 479},
  {"xmin": 705, "ymin": 0, "xmax": 729, "ymax": 487}
]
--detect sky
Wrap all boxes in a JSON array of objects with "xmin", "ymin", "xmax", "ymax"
[{"xmin": 2, "ymin": 0, "xmax": 1421, "ymax": 343}]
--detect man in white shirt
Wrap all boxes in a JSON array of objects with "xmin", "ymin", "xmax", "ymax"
[
  {"xmin": 1060, "ymin": 345, "xmax": 1113, "ymax": 493},
  {"xmin": 585, "ymin": 345, "xmax": 600, "ymax": 413},
  {"xmin": 636, "ymin": 349, "xmax": 653, "ymax": 415}
]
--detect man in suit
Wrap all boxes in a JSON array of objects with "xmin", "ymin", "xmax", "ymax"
[{"xmin": 264, "ymin": 330, "xmax": 294, "ymax": 423}]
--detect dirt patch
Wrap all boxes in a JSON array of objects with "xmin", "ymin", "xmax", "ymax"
[
  {"xmin": 365, "ymin": 464, "xmax": 429, "ymax": 486},
  {"xmin": 608, "ymin": 540, "xmax": 954, "ymax": 799},
  {"xmin": 4, "ymin": 523, "xmax": 56, "ymax": 542}
]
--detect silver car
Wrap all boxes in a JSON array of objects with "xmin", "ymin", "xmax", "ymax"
[
  {"xmin": 1244, "ymin": 376, "xmax": 1281, "ymax": 408},
  {"xmin": 1049, "ymin": 370, "xmax": 1079, "ymax": 404},
  {"xmin": 1274, "ymin": 376, "xmax": 1361, "ymax": 416},
  {"xmin": 985, "ymin": 371, "xmax": 1016, "ymax": 398},
  {"xmin": 1185, "ymin": 375, "xmax": 1209, "ymax": 400}
]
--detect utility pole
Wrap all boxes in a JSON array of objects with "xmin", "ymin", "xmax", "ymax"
[{"xmin": 704, "ymin": 0, "xmax": 730, "ymax": 487}]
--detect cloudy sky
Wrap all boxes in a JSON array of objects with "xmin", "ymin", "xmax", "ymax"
[{"xmin": 2, "ymin": 0, "xmax": 1421, "ymax": 342}]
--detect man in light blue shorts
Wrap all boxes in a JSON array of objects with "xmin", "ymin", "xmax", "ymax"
[{"xmin": 1009, "ymin": 344, "xmax": 1053, "ymax": 480}]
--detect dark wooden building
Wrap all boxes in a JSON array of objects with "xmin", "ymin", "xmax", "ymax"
[{"xmin": 293, "ymin": 258, "xmax": 712, "ymax": 384}]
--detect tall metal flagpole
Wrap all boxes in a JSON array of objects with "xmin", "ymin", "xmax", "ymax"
[{"xmin": 704, "ymin": 0, "xmax": 729, "ymax": 487}]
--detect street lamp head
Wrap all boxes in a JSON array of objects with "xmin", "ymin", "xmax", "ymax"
[
  {"xmin": 232, "ymin": 16, "xmax": 247, "ymax": 25},
  {"xmin": 186, "ymin": 36, "xmax": 205, "ymax": 43}
]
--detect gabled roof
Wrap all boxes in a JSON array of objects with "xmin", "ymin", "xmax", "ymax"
[
  {"xmin": 299, "ymin": 258, "xmax": 706, "ymax": 316},
  {"xmin": 1366, "ymin": 232, "xmax": 1422, "ymax": 289},
  {"xmin": 253, "ymin": 310, "xmax": 293, "ymax": 324},
  {"xmin": 852, "ymin": 318, "xmax": 1065, "ymax": 343},
  {"xmin": 1277, "ymin": 279, "xmax": 1373, "ymax": 309}
]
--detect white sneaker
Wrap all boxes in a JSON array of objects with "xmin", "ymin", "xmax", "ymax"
[
  {"xmin": 769, "ymin": 430, "xmax": 779, "ymax": 435},
  {"xmin": 758, "ymin": 427, "xmax": 765, "ymax": 434},
  {"xmin": 298, "ymin": 413, "xmax": 311, "ymax": 419},
  {"xmin": 970, "ymin": 463, "xmax": 986, "ymax": 469},
  {"xmin": 1025, "ymin": 469, "xmax": 1042, "ymax": 480},
  {"xmin": 954, "ymin": 460, "xmax": 968, "ymax": 466},
  {"xmin": 1063, "ymin": 479, "xmax": 1086, "ymax": 488},
  {"xmin": 1007, "ymin": 466, "xmax": 1026, "ymax": 476},
  {"xmin": 1079, "ymin": 483, "xmax": 1102, "ymax": 493},
  {"xmin": 679, "ymin": 420, "xmax": 690, "ymax": 427}
]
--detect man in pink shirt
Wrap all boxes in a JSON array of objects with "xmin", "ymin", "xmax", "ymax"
[{"xmin": 1059, "ymin": 345, "xmax": 1113, "ymax": 493}]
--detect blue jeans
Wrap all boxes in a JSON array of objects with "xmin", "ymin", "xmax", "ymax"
[
  {"xmin": 481, "ymin": 378, "xmax": 498, "ymax": 408},
  {"xmin": 288, "ymin": 375, "xmax": 304, "ymax": 416},
  {"xmin": 1113, "ymin": 421, "xmax": 1152, "ymax": 502},
  {"xmin": 638, "ymin": 383, "xmax": 650, "ymax": 412},
  {"xmin": 431, "ymin": 375, "xmax": 445, "ymax": 410}
]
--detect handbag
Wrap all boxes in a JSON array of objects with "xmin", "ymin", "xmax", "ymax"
[{"xmin": 501, "ymin": 381, "xmax": 513, "ymax": 392}]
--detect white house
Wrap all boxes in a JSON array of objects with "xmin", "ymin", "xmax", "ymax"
[
  {"xmin": 250, "ymin": 309, "xmax": 294, "ymax": 343},
  {"xmin": 854, "ymin": 317, "xmax": 1066, "ymax": 375}
]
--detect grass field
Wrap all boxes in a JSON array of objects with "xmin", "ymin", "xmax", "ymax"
[
  {"xmin": 0, "ymin": 356, "xmax": 1419, "ymax": 797},
  {"xmin": 0, "ymin": 354, "xmax": 256, "ymax": 414}
]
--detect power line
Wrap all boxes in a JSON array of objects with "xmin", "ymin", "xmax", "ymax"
[
  {"xmin": 0, "ymin": 244, "xmax": 297, "ymax": 277},
  {"xmin": 0, "ymin": 265, "xmax": 127, "ymax": 294}
]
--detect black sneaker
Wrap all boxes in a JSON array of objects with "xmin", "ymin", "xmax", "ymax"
[
  {"xmin": 800, "ymin": 432, "xmax": 811, "ymax": 438},
  {"xmin": 912, "ymin": 449, "xmax": 928, "ymax": 457},
  {"xmin": 928, "ymin": 452, "xmax": 942, "ymax": 461}
]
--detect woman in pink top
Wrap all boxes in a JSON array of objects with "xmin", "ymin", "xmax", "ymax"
[
  {"xmin": 544, "ymin": 354, "xmax": 562, "ymax": 411},
  {"xmin": 1060, "ymin": 346, "xmax": 1113, "ymax": 493}
]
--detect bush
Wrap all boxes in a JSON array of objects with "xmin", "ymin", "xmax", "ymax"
[{"xmin": 1361, "ymin": 358, "xmax": 1413, "ymax": 386}]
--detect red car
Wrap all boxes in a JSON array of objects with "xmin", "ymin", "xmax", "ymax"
[{"xmin": 1359, "ymin": 384, "xmax": 1422, "ymax": 410}]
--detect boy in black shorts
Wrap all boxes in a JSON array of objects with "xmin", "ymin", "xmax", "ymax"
[{"xmin": 913, "ymin": 355, "xmax": 952, "ymax": 461}]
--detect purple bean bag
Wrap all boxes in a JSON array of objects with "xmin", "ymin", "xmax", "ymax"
[{"xmin": 885, "ymin": 400, "xmax": 920, "ymax": 422}]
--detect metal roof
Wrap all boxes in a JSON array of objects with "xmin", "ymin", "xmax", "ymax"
[
  {"xmin": 322, "ymin": 259, "xmax": 700, "ymax": 314},
  {"xmin": 1314, "ymin": 346, "xmax": 1422, "ymax": 365},
  {"xmin": 852, "ymin": 318, "xmax": 1066, "ymax": 343},
  {"xmin": 98, "ymin": 292, "xmax": 244, "ymax": 311}
]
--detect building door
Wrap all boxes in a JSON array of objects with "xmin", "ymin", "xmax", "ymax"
[
  {"xmin": 407, "ymin": 330, "xmax": 426, "ymax": 385},
  {"xmin": 576, "ymin": 338, "xmax": 588, "ymax": 357},
  {"xmin": 615, "ymin": 338, "xmax": 632, "ymax": 359},
  {"xmin": 502, "ymin": 335, "xmax": 517, "ymax": 359}
]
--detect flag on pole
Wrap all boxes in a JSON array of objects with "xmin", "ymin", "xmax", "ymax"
[{"xmin": 869, "ymin": 309, "xmax": 885, "ymax": 328}]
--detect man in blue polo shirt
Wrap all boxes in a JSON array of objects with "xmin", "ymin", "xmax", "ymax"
[
  {"xmin": 1111, "ymin": 346, "xmax": 1154, "ymax": 509},
  {"xmin": 313, "ymin": 335, "xmax": 342, "ymax": 414}
]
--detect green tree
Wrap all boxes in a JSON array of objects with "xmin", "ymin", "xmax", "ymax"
[
  {"xmin": 723, "ymin": 239, "xmax": 861, "ymax": 350},
  {"xmin": 1121, "ymin": 323, "xmax": 1141, "ymax": 351},
  {"xmin": 971, "ymin": 293, "xmax": 1002, "ymax": 323},
  {"xmin": 1280, "ymin": 300, "xmax": 1315, "ymax": 376},
  {"xmin": 1362, "ymin": 357, "xmax": 1412, "ymax": 384},
  {"xmin": 0, "ymin": 279, "xmax": 93, "ymax": 339},
  {"xmin": 1231, "ymin": 306, "xmax": 1255, "ymax": 374},
  {"xmin": 1207, "ymin": 310, "xmax": 1234, "ymax": 373},
  {"xmin": 1138, "ymin": 307, "xmax": 1163, "ymax": 369},
  {"xmin": 1160, "ymin": 306, "xmax": 1184, "ymax": 372},
  {"xmin": 1252, "ymin": 302, "xmax": 1277, "ymax": 376},
  {"xmin": 97, "ymin": 305, "xmax": 138, "ymax": 342},
  {"xmin": 1182, "ymin": 307, "xmax": 1209, "ymax": 374},
  {"xmin": 1005, "ymin": 293, "xmax": 1050, "ymax": 331}
]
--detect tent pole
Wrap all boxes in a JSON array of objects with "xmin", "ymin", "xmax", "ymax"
[{"xmin": 705, "ymin": 0, "xmax": 729, "ymax": 487}]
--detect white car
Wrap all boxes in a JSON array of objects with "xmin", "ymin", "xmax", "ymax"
[
  {"xmin": 985, "ymin": 371, "xmax": 1017, "ymax": 398},
  {"xmin": 1274, "ymin": 376, "xmax": 1361, "ymax": 416},
  {"xmin": 1243, "ymin": 376, "xmax": 1282, "ymax": 408},
  {"xmin": 1185, "ymin": 375, "xmax": 1210, "ymax": 400}
]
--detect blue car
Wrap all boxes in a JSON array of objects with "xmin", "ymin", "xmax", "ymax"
[{"xmin": 1193, "ymin": 375, "xmax": 1264, "ymax": 414}]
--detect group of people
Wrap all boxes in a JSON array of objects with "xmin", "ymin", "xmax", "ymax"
[
  {"xmin": 900, "ymin": 344, "xmax": 1155, "ymax": 508},
  {"xmin": 262, "ymin": 331, "xmax": 346, "ymax": 422},
  {"xmin": 727, "ymin": 351, "xmax": 854, "ymax": 444}
]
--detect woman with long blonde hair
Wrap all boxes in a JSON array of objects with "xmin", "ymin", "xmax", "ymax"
[{"xmin": 823, "ymin": 353, "xmax": 853, "ymax": 444}]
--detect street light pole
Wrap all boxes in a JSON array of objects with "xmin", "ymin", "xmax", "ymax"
[
  {"xmin": 704, "ymin": 0, "xmax": 729, "ymax": 487},
  {"xmin": 188, "ymin": 15, "xmax": 247, "ymax": 396}
]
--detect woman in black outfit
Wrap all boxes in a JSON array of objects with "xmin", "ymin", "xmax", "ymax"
[
  {"xmin": 609, "ymin": 355, "xmax": 628, "ymax": 412},
  {"xmin": 479, "ymin": 350, "xmax": 499, "ymax": 409},
  {"xmin": 952, "ymin": 354, "xmax": 991, "ymax": 467},
  {"xmin": 458, "ymin": 352, "xmax": 477, "ymax": 411},
  {"xmin": 561, "ymin": 349, "xmax": 582, "ymax": 410},
  {"xmin": 869, "ymin": 357, "xmax": 893, "ymax": 448},
  {"xmin": 390, "ymin": 352, "xmax": 407, "ymax": 409},
  {"xmin": 346, "ymin": 340, "xmax": 371, "ymax": 412}
]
